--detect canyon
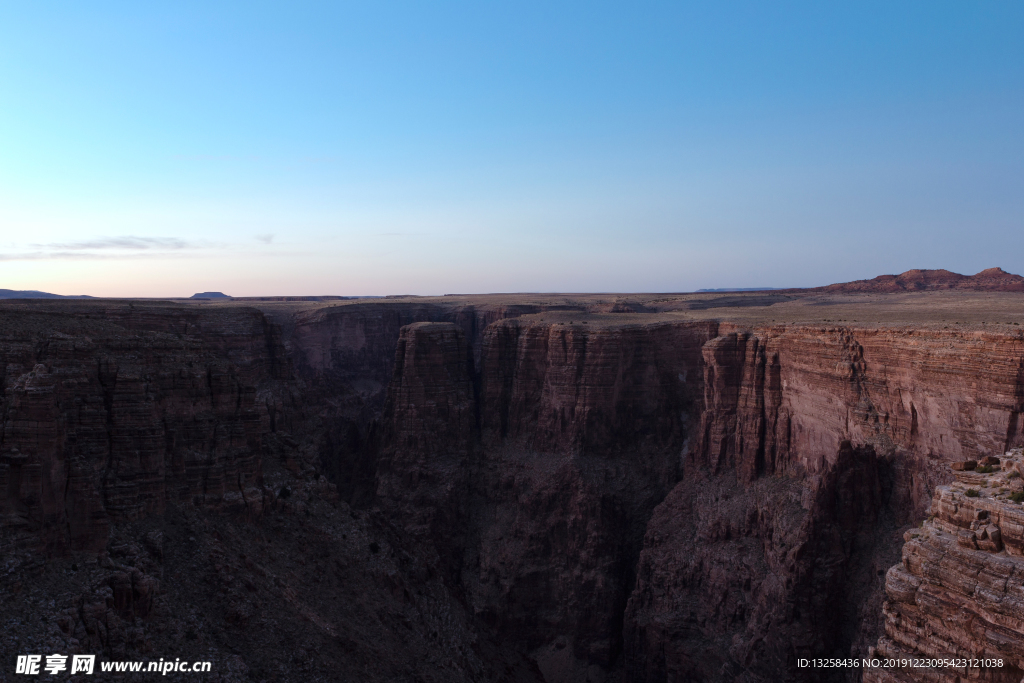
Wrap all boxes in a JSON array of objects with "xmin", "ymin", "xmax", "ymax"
[{"xmin": 2, "ymin": 288, "xmax": 1024, "ymax": 682}]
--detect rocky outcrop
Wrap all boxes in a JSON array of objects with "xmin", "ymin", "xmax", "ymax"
[{"xmin": 865, "ymin": 450, "xmax": 1024, "ymax": 683}]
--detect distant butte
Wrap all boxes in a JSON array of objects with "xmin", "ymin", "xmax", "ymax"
[
  {"xmin": 802, "ymin": 266, "xmax": 1024, "ymax": 293},
  {"xmin": 0, "ymin": 289, "xmax": 92, "ymax": 299},
  {"xmin": 190, "ymin": 291, "xmax": 231, "ymax": 299}
]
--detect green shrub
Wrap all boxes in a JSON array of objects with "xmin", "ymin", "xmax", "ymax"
[
  {"xmin": 976, "ymin": 465, "xmax": 994, "ymax": 474},
  {"xmin": 1010, "ymin": 492, "xmax": 1024, "ymax": 503},
  {"xmin": 965, "ymin": 489, "xmax": 980, "ymax": 498}
]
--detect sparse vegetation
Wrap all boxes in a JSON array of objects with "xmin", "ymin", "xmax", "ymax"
[
  {"xmin": 1011, "ymin": 492, "xmax": 1024, "ymax": 503},
  {"xmin": 976, "ymin": 465, "xmax": 994, "ymax": 474},
  {"xmin": 965, "ymin": 489, "xmax": 980, "ymax": 498}
]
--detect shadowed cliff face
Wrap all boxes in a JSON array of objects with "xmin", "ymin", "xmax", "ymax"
[
  {"xmin": 373, "ymin": 320, "xmax": 1024, "ymax": 681},
  {"xmin": 625, "ymin": 442, "xmax": 898, "ymax": 683},
  {"xmin": 375, "ymin": 319, "xmax": 716, "ymax": 681},
  {"xmin": 0, "ymin": 303, "xmax": 287, "ymax": 556},
  {"xmin": 0, "ymin": 303, "xmax": 547, "ymax": 683},
  {"xmin": 5, "ymin": 300, "xmax": 1024, "ymax": 682},
  {"xmin": 279, "ymin": 302, "xmax": 585, "ymax": 505}
]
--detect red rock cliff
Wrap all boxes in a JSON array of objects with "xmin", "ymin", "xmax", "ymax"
[
  {"xmin": 626, "ymin": 325, "xmax": 1024, "ymax": 682},
  {"xmin": 865, "ymin": 450, "xmax": 1024, "ymax": 683},
  {"xmin": 0, "ymin": 302, "xmax": 286, "ymax": 555}
]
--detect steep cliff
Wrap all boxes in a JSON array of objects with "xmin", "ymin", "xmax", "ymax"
[
  {"xmin": 467, "ymin": 320, "xmax": 716, "ymax": 682},
  {"xmin": 0, "ymin": 302, "xmax": 286, "ymax": 556},
  {"xmin": 694, "ymin": 326, "xmax": 1024, "ymax": 513},
  {"xmin": 372, "ymin": 318, "xmax": 718, "ymax": 680},
  {"xmin": 0, "ymin": 302, "xmax": 545, "ymax": 683},
  {"xmin": 865, "ymin": 451, "xmax": 1024, "ymax": 683},
  {"xmin": 376, "ymin": 322, "xmax": 476, "ymax": 546},
  {"xmin": 372, "ymin": 318, "xmax": 1024, "ymax": 682},
  {"xmin": 624, "ymin": 325, "xmax": 1024, "ymax": 682},
  {"xmin": 278, "ymin": 301, "xmax": 582, "ymax": 504}
]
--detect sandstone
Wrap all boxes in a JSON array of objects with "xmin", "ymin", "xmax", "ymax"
[{"xmin": 865, "ymin": 450, "xmax": 1024, "ymax": 683}]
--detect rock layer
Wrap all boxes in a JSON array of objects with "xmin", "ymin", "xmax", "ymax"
[
  {"xmin": 0, "ymin": 303, "xmax": 285, "ymax": 556},
  {"xmin": 624, "ymin": 325, "xmax": 1024, "ymax": 682},
  {"xmin": 865, "ymin": 450, "xmax": 1024, "ymax": 683}
]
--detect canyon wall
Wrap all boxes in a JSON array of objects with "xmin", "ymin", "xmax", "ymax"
[
  {"xmin": 0, "ymin": 302, "xmax": 286, "ymax": 557},
  {"xmin": 624, "ymin": 325, "xmax": 1024, "ymax": 682},
  {"xmin": 369, "ymin": 316, "xmax": 1024, "ymax": 681},
  {"xmin": 5, "ymin": 299, "xmax": 1024, "ymax": 682},
  {"xmin": 0, "ymin": 302, "xmax": 546, "ymax": 683},
  {"xmin": 375, "ymin": 318, "xmax": 717, "ymax": 682},
  {"xmin": 278, "ymin": 302, "xmax": 583, "ymax": 503}
]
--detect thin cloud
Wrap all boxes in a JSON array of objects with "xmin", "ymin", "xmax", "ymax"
[
  {"xmin": 33, "ymin": 236, "xmax": 197, "ymax": 250},
  {"xmin": 0, "ymin": 251, "xmax": 196, "ymax": 261},
  {"xmin": 2, "ymin": 235, "xmax": 223, "ymax": 261},
  {"xmin": 255, "ymin": 233, "xmax": 274, "ymax": 244}
]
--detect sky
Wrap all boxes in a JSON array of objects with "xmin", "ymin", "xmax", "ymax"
[{"xmin": 1, "ymin": 1, "xmax": 1022, "ymax": 297}]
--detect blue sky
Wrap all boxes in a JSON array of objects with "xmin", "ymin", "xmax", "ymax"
[{"xmin": 1, "ymin": 2, "xmax": 1022, "ymax": 296}]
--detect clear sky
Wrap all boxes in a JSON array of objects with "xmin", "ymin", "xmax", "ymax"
[{"xmin": 1, "ymin": 2, "xmax": 1022, "ymax": 296}]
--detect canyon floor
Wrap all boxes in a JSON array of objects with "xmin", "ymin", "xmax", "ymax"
[{"xmin": 2, "ymin": 289, "xmax": 1024, "ymax": 682}]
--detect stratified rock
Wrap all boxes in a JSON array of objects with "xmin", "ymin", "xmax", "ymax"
[
  {"xmin": 691, "ymin": 325, "xmax": 1024, "ymax": 518},
  {"xmin": 375, "ymin": 322, "xmax": 475, "ymax": 539},
  {"xmin": 0, "ymin": 302, "xmax": 286, "ymax": 555},
  {"xmin": 864, "ymin": 449, "xmax": 1024, "ymax": 683}
]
